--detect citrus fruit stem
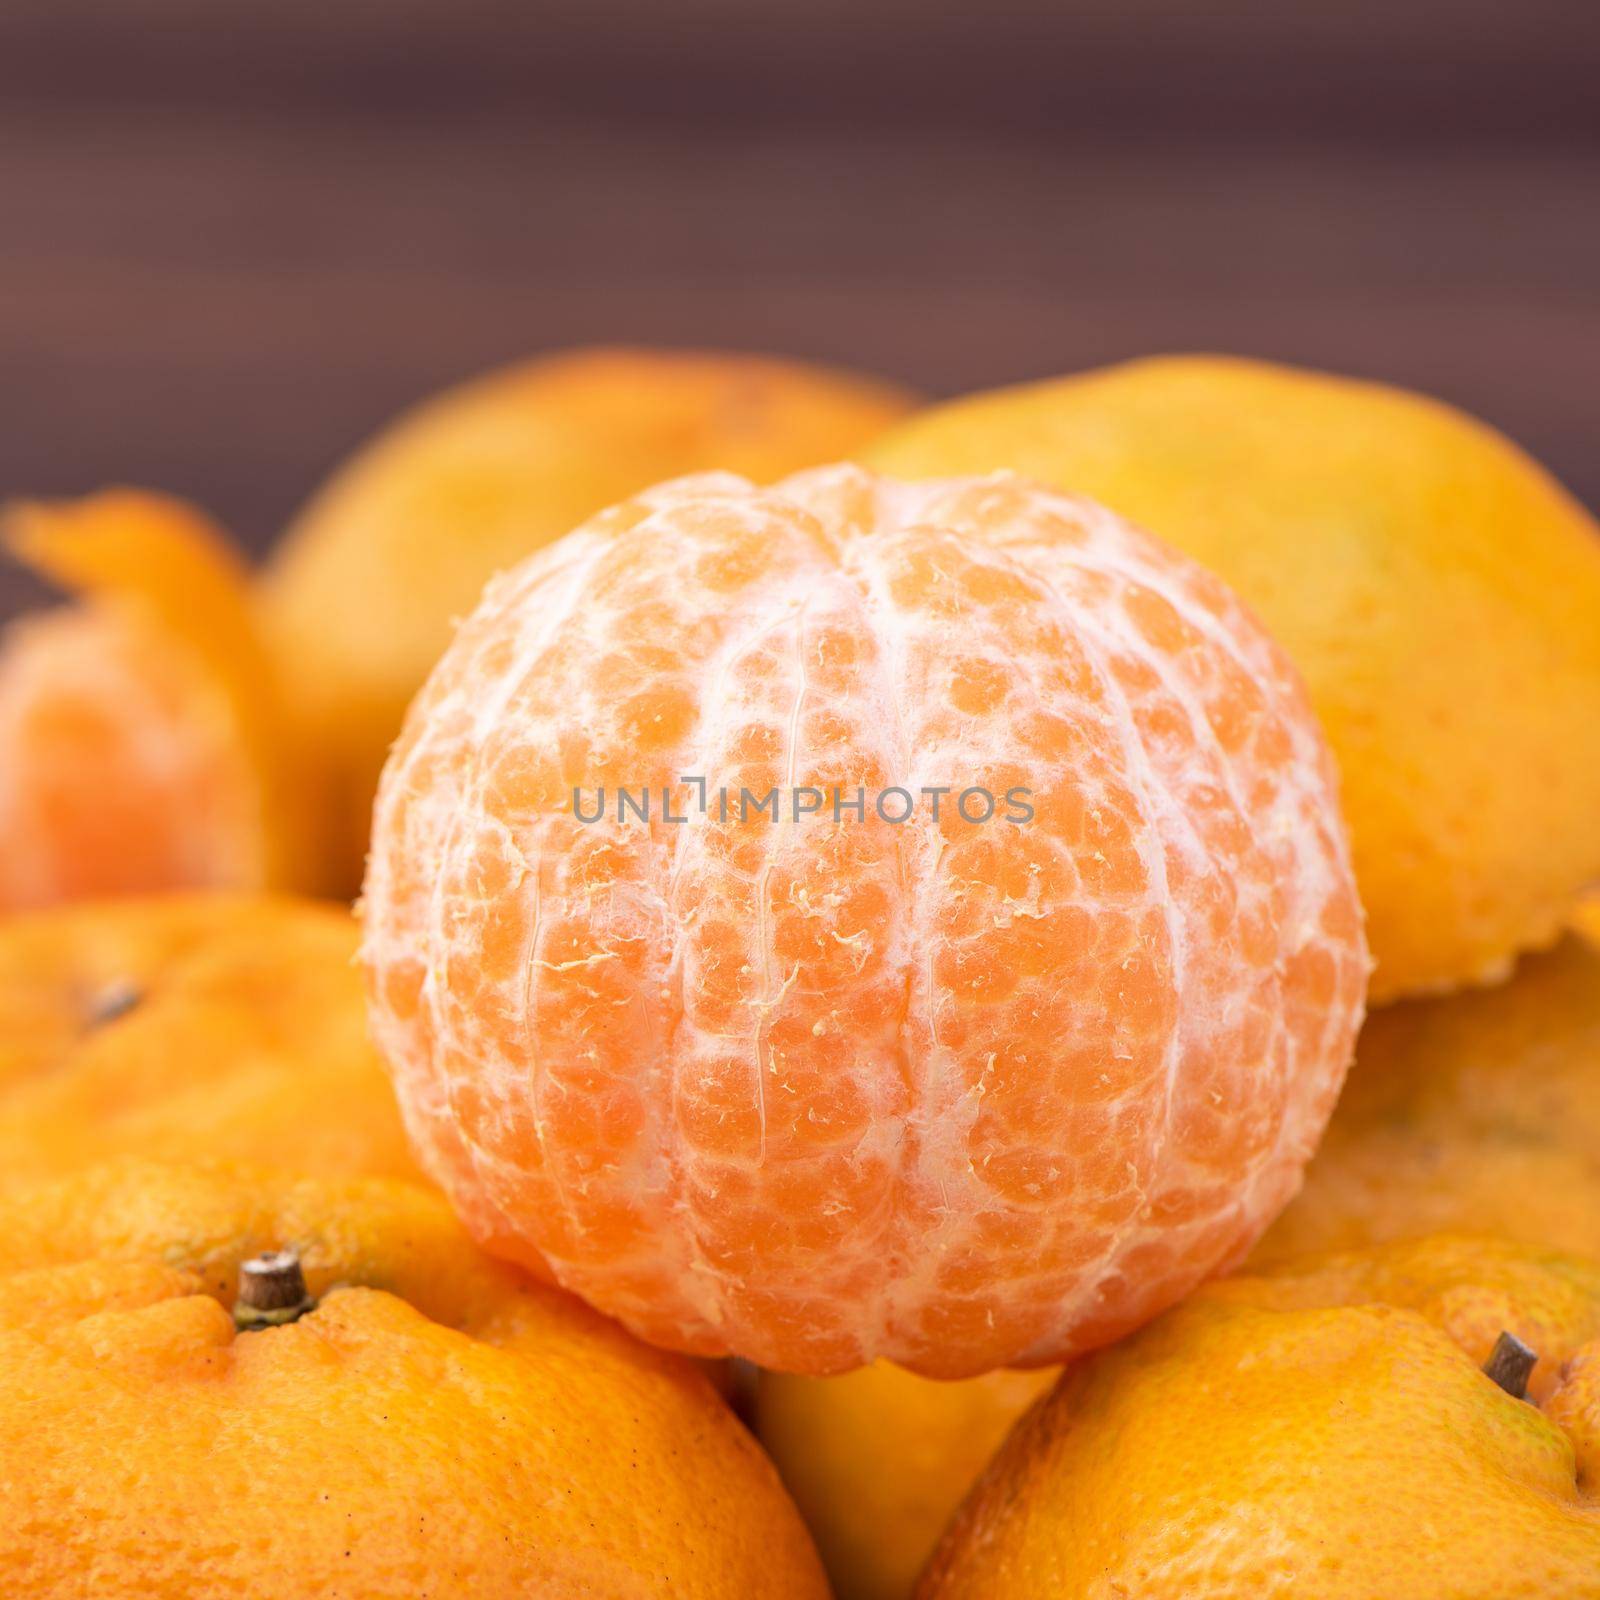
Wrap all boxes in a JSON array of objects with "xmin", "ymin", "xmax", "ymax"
[
  {"xmin": 233, "ymin": 1248, "xmax": 314, "ymax": 1330},
  {"xmin": 86, "ymin": 979, "xmax": 142, "ymax": 1028},
  {"xmin": 1482, "ymin": 1330, "xmax": 1537, "ymax": 1400}
]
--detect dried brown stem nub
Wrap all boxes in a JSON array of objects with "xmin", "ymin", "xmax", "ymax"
[
  {"xmin": 88, "ymin": 979, "xmax": 142, "ymax": 1028},
  {"xmin": 233, "ymin": 1248, "xmax": 315, "ymax": 1330},
  {"xmin": 1482, "ymin": 1330, "xmax": 1538, "ymax": 1401}
]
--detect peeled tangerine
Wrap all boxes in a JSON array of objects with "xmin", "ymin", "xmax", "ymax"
[
  {"xmin": 363, "ymin": 465, "xmax": 1368, "ymax": 1377},
  {"xmin": 0, "ymin": 493, "xmax": 306, "ymax": 909}
]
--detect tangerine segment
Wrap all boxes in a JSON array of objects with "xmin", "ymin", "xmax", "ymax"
[
  {"xmin": 362, "ymin": 465, "xmax": 1368, "ymax": 1377},
  {"xmin": 0, "ymin": 493, "xmax": 305, "ymax": 908}
]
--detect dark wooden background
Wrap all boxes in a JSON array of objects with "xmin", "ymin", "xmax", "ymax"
[{"xmin": 2, "ymin": 0, "xmax": 1597, "ymax": 617}]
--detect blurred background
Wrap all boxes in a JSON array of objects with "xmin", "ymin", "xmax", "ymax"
[{"xmin": 2, "ymin": 0, "xmax": 1597, "ymax": 616}]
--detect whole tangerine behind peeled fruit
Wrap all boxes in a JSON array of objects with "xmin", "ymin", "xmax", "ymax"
[
  {"xmin": 363, "ymin": 465, "xmax": 1368, "ymax": 1377},
  {"xmin": 756, "ymin": 1361, "xmax": 1058, "ymax": 1600},
  {"xmin": 1254, "ymin": 932, "xmax": 1600, "ymax": 1266},
  {"xmin": 264, "ymin": 347, "xmax": 917, "ymax": 891},
  {"xmin": 867, "ymin": 357, "xmax": 1600, "ymax": 1000}
]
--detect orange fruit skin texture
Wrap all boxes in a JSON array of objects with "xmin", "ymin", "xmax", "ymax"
[
  {"xmin": 756, "ymin": 1361, "xmax": 1057, "ymax": 1600},
  {"xmin": 865, "ymin": 356, "xmax": 1600, "ymax": 1002},
  {"xmin": 0, "ymin": 491, "xmax": 308, "ymax": 909},
  {"xmin": 0, "ymin": 894, "xmax": 420, "ymax": 1189},
  {"xmin": 1256, "ymin": 933, "xmax": 1600, "ymax": 1265},
  {"xmin": 362, "ymin": 463, "xmax": 1368, "ymax": 1377},
  {"xmin": 920, "ymin": 1235, "xmax": 1600, "ymax": 1599},
  {"xmin": 0, "ymin": 1159, "xmax": 829, "ymax": 1600},
  {"xmin": 263, "ymin": 346, "xmax": 918, "ymax": 893}
]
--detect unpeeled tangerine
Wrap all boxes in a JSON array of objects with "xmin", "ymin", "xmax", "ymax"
[{"xmin": 362, "ymin": 465, "xmax": 1368, "ymax": 1376}]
